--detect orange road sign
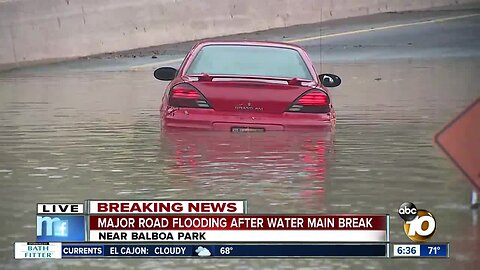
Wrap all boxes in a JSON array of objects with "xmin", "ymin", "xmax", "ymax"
[{"xmin": 435, "ymin": 98, "xmax": 480, "ymax": 191}]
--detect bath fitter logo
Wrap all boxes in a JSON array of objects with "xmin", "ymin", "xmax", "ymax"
[
  {"xmin": 398, "ymin": 202, "xmax": 436, "ymax": 242},
  {"xmin": 36, "ymin": 216, "xmax": 85, "ymax": 242},
  {"xmin": 14, "ymin": 242, "xmax": 62, "ymax": 259},
  {"xmin": 37, "ymin": 216, "xmax": 68, "ymax": 237}
]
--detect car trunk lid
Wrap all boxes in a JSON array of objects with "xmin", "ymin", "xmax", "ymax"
[{"xmin": 188, "ymin": 79, "xmax": 314, "ymax": 114}]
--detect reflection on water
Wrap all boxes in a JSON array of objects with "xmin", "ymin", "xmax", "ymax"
[
  {"xmin": 161, "ymin": 130, "xmax": 332, "ymax": 211},
  {"xmin": 0, "ymin": 59, "xmax": 479, "ymax": 270}
]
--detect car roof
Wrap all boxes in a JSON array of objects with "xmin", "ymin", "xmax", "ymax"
[{"xmin": 192, "ymin": 40, "xmax": 305, "ymax": 51}]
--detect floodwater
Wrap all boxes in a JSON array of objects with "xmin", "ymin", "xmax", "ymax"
[{"xmin": 0, "ymin": 59, "xmax": 479, "ymax": 270}]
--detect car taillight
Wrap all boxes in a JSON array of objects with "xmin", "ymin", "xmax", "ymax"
[
  {"xmin": 168, "ymin": 83, "xmax": 211, "ymax": 108},
  {"xmin": 287, "ymin": 90, "xmax": 330, "ymax": 113}
]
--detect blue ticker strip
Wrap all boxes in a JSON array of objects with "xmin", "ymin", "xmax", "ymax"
[{"xmin": 61, "ymin": 243, "xmax": 386, "ymax": 258}]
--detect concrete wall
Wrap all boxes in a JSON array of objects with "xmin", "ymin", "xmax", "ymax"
[{"xmin": 0, "ymin": 0, "xmax": 478, "ymax": 71}]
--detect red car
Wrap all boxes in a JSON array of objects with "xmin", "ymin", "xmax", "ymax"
[{"xmin": 154, "ymin": 40, "xmax": 341, "ymax": 131}]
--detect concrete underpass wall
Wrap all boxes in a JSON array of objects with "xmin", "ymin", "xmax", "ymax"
[{"xmin": 0, "ymin": 0, "xmax": 478, "ymax": 70}]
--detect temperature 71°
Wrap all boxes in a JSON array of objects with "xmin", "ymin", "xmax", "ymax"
[{"xmin": 428, "ymin": 246, "xmax": 441, "ymax": 255}]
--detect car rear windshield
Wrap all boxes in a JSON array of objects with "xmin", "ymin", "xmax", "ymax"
[{"xmin": 186, "ymin": 45, "xmax": 313, "ymax": 80}]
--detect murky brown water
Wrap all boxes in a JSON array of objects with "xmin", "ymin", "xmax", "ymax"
[{"xmin": 0, "ymin": 59, "xmax": 479, "ymax": 270}]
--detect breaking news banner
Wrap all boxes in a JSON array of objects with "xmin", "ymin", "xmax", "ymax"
[
  {"xmin": 36, "ymin": 200, "xmax": 246, "ymax": 242},
  {"xmin": 16, "ymin": 200, "xmax": 450, "ymax": 259}
]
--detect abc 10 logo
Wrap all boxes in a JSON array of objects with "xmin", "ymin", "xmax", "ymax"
[{"xmin": 398, "ymin": 202, "xmax": 436, "ymax": 242}]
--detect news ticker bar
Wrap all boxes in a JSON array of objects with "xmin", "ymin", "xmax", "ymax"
[{"xmin": 14, "ymin": 242, "xmax": 449, "ymax": 259}]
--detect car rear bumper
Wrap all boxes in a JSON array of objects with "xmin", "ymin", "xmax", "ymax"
[{"xmin": 162, "ymin": 108, "xmax": 335, "ymax": 131}]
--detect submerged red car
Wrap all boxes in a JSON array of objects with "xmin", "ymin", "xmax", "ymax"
[{"xmin": 154, "ymin": 40, "xmax": 341, "ymax": 131}]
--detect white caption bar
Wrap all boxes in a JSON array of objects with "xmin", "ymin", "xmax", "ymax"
[
  {"xmin": 37, "ymin": 203, "xmax": 84, "ymax": 214},
  {"xmin": 392, "ymin": 244, "xmax": 421, "ymax": 257},
  {"xmin": 89, "ymin": 230, "xmax": 387, "ymax": 242}
]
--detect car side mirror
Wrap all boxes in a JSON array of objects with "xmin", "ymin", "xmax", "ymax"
[
  {"xmin": 154, "ymin": 67, "xmax": 177, "ymax": 81},
  {"xmin": 319, "ymin": 73, "xmax": 341, "ymax": 87}
]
